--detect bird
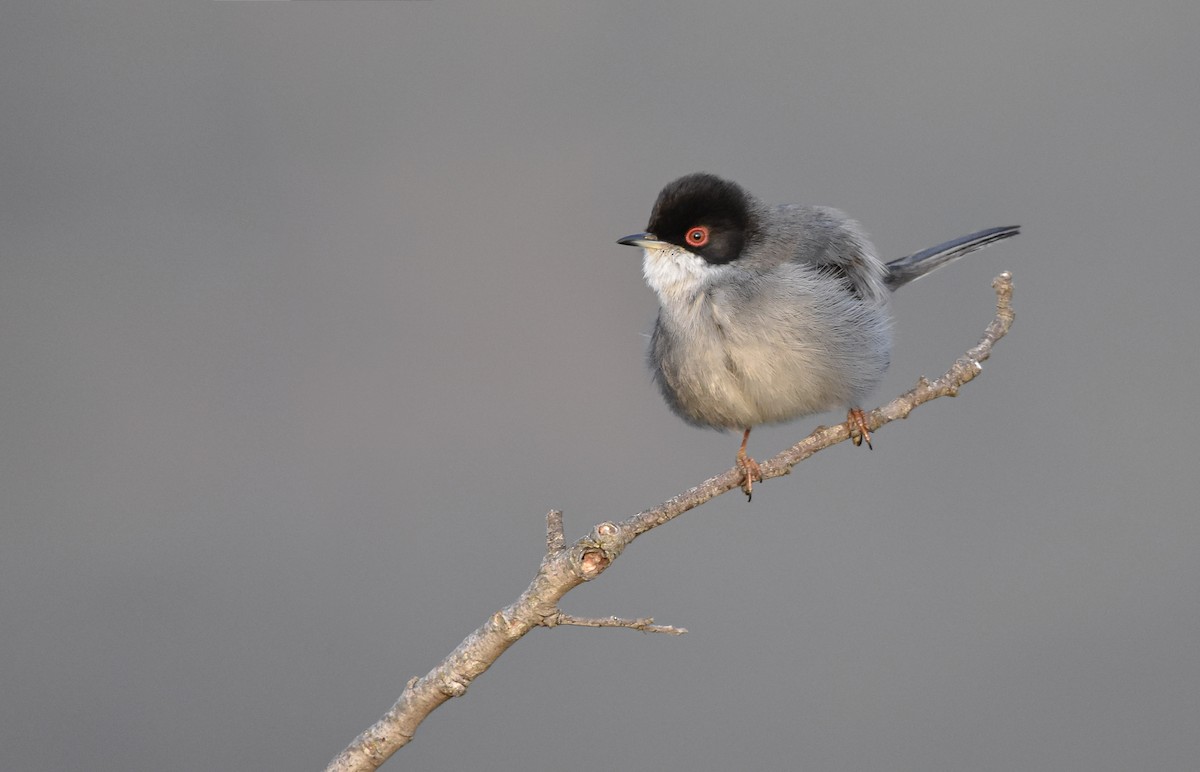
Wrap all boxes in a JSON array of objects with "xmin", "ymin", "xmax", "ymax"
[{"xmin": 618, "ymin": 172, "xmax": 1018, "ymax": 499}]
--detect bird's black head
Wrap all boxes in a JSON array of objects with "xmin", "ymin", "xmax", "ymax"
[{"xmin": 644, "ymin": 173, "xmax": 753, "ymax": 265}]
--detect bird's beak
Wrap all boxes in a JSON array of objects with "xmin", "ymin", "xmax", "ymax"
[{"xmin": 617, "ymin": 232, "xmax": 665, "ymax": 249}]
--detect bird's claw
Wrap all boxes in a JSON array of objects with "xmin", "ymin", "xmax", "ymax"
[
  {"xmin": 847, "ymin": 408, "xmax": 873, "ymax": 449},
  {"xmin": 736, "ymin": 451, "xmax": 762, "ymax": 501}
]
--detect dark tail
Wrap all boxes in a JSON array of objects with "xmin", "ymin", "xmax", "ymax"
[{"xmin": 884, "ymin": 225, "xmax": 1020, "ymax": 290}]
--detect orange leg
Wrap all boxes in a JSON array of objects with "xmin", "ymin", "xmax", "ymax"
[{"xmin": 735, "ymin": 427, "xmax": 763, "ymax": 500}]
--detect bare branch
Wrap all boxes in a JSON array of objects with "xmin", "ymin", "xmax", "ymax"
[
  {"xmin": 544, "ymin": 611, "xmax": 688, "ymax": 635},
  {"xmin": 546, "ymin": 509, "xmax": 565, "ymax": 553},
  {"xmin": 324, "ymin": 273, "xmax": 1016, "ymax": 772}
]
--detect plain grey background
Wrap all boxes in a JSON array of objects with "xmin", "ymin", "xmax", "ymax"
[{"xmin": 2, "ymin": 2, "xmax": 1198, "ymax": 770}]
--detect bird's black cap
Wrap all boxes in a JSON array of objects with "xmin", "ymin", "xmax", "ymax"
[{"xmin": 636, "ymin": 173, "xmax": 754, "ymax": 265}]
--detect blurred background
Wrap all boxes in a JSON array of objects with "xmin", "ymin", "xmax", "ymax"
[{"xmin": 2, "ymin": 2, "xmax": 1198, "ymax": 770}]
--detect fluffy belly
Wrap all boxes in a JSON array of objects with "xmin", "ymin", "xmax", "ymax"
[{"xmin": 654, "ymin": 337, "xmax": 864, "ymax": 430}]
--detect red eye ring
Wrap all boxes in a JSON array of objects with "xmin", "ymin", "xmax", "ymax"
[{"xmin": 685, "ymin": 225, "xmax": 710, "ymax": 248}]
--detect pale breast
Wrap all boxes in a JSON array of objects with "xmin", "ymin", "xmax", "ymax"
[{"xmin": 651, "ymin": 267, "xmax": 892, "ymax": 430}]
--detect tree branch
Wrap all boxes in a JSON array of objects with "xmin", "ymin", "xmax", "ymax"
[
  {"xmin": 324, "ymin": 272, "xmax": 1016, "ymax": 772},
  {"xmin": 544, "ymin": 612, "xmax": 688, "ymax": 635}
]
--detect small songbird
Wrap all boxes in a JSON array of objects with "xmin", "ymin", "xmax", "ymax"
[{"xmin": 618, "ymin": 173, "xmax": 1018, "ymax": 499}]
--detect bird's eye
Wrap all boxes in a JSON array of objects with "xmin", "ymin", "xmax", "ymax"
[{"xmin": 685, "ymin": 226, "xmax": 710, "ymax": 248}]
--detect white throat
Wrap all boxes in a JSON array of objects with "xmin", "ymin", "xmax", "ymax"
[{"xmin": 641, "ymin": 245, "xmax": 729, "ymax": 307}]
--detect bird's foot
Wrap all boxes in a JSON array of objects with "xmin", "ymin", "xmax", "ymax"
[
  {"xmin": 847, "ymin": 408, "xmax": 873, "ymax": 449},
  {"xmin": 735, "ymin": 448, "xmax": 762, "ymax": 501}
]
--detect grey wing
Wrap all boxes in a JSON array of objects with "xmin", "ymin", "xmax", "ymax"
[{"xmin": 771, "ymin": 204, "xmax": 889, "ymax": 304}]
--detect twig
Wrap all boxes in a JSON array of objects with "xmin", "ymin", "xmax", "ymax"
[
  {"xmin": 546, "ymin": 508, "xmax": 565, "ymax": 553},
  {"xmin": 544, "ymin": 611, "xmax": 688, "ymax": 635},
  {"xmin": 324, "ymin": 273, "xmax": 1016, "ymax": 772}
]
